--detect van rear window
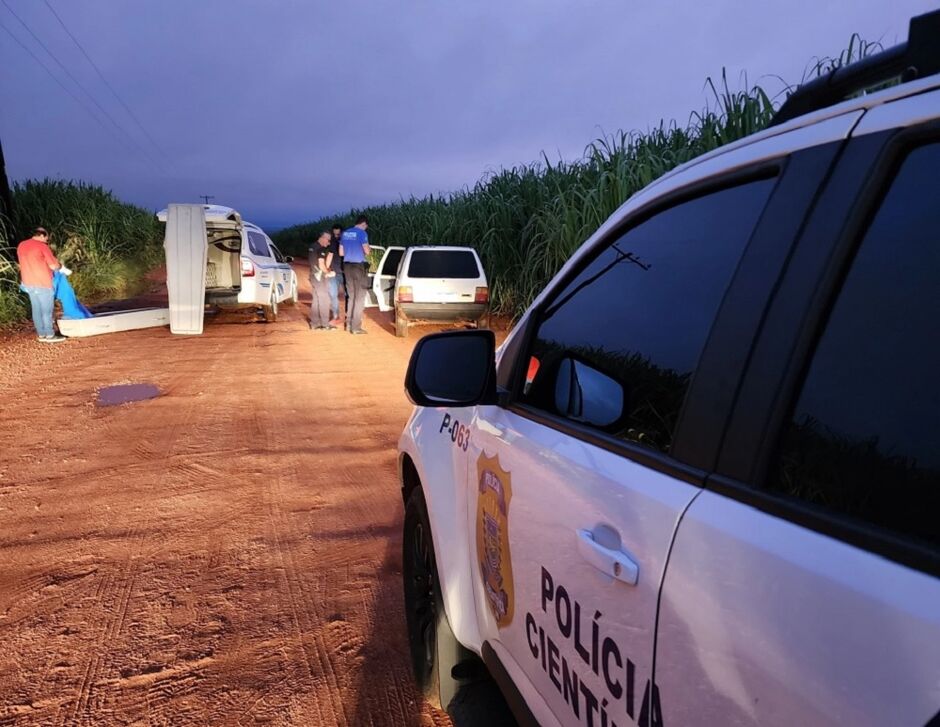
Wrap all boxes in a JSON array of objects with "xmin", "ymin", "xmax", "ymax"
[{"xmin": 407, "ymin": 250, "xmax": 480, "ymax": 278}]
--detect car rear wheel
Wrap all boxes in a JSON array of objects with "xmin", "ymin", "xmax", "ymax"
[
  {"xmin": 469, "ymin": 311, "xmax": 490, "ymax": 330},
  {"xmin": 403, "ymin": 488, "xmax": 469, "ymax": 710},
  {"xmin": 263, "ymin": 287, "xmax": 278, "ymax": 322},
  {"xmin": 395, "ymin": 307, "xmax": 409, "ymax": 338}
]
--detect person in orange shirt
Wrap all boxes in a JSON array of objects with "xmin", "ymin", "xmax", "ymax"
[{"xmin": 17, "ymin": 227, "xmax": 66, "ymax": 342}]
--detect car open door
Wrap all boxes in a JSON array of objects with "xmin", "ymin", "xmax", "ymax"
[{"xmin": 367, "ymin": 245, "xmax": 405, "ymax": 311}]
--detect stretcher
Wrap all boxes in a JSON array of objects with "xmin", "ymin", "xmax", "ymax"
[{"xmin": 58, "ymin": 307, "xmax": 170, "ymax": 338}]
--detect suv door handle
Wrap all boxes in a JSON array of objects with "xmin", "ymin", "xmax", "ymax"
[{"xmin": 577, "ymin": 529, "xmax": 638, "ymax": 586}]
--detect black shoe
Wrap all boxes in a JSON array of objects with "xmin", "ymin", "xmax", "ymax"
[
  {"xmin": 325, "ymin": 325, "xmax": 337, "ymax": 330},
  {"xmin": 350, "ymin": 328, "xmax": 367, "ymax": 335}
]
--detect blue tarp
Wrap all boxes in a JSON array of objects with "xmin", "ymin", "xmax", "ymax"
[{"xmin": 52, "ymin": 271, "xmax": 92, "ymax": 319}]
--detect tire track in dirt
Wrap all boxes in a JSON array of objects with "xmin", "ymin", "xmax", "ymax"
[
  {"xmin": 66, "ymin": 567, "xmax": 137, "ymax": 724},
  {"xmin": 5, "ymin": 446, "xmax": 249, "ymax": 498},
  {"xmin": 103, "ymin": 340, "xmax": 254, "ymax": 727},
  {"xmin": 0, "ymin": 563, "xmax": 99, "ymax": 636},
  {"xmin": 58, "ymin": 337, "xmax": 229, "ymax": 726},
  {"xmin": 62, "ymin": 495, "xmax": 146, "ymax": 722},
  {"xmin": 255, "ymin": 318, "xmax": 351, "ymax": 726},
  {"xmin": 257, "ymin": 313, "xmax": 440, "ymax": 727},
  {"xmin": 264, "ymin": 482, "xmax": 336, "ymax": 726}
]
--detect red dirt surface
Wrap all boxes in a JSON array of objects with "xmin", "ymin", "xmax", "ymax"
[{"xmin": 0, "ymin": 269, "xmax": 510, "ymax": 726}]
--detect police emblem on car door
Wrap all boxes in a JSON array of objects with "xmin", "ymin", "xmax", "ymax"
[{"xmin": 476, "ymin": 453, "xmax": 514, "ymax": 628}]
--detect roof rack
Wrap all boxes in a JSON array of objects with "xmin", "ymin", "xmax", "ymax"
[{"xmin": 770, "ymin": 9, "xmax": 940, "ymax": 127}]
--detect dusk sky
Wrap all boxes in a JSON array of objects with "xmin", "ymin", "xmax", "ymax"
[{"xmin": 1, "ymin": 1, "xmax": 933, "ymax": 230}]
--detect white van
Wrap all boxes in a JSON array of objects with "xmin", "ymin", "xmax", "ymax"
[
  {"xmin": 370, "ymin": 246, "xmax": 489, "ymax": 337},
  {"xmin": 158, "ymin": 205, "xmax": 298, "ymax": 323}
]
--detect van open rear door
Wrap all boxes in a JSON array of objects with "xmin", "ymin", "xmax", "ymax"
[{"xmin": 163, "ymin": 204, "xmax": 208, "ymax": 334}]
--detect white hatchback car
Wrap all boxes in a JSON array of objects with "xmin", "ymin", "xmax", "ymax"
[
  {"xmin": 369, "ymin": 246, "xmax": 489, "ymax": 337},
  {"xmin": 397, "ymin": 14, "xmax": 940, "ymax": 727}
]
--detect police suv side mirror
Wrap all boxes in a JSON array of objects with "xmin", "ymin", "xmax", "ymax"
[
  {"xmin": 284, "ymin": 255, "xmax": 294, "ymax": 263},
  {"xmin": 405, "ymin": 330, "xmax": 497, "ymax": 408}
]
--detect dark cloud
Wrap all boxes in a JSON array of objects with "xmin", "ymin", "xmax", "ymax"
[{"xmin": 0, "ymin": 0, "xmax": 931, "ymax": 228}]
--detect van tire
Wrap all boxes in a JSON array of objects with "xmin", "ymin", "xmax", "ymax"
[
  {"xmin": 403, "ymin": 488, "xmax": 469, "ymax": 711},
  {"xmin": 263, "ymin": 288, "xmax": 278, "ymax": 322},
  {"xmin": 395, "ymin": 307, "xmax": 409, "ymax": 338}
]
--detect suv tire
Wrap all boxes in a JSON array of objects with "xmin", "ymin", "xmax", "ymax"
[{"xmin": 402, "ymin": 487, "xmax": 469, "ymax": 710}]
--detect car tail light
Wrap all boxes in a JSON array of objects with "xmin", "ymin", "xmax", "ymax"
[
  {"xmin": 474, "ymin": 286, "xmax": 489, "ymax": 303},
  {"xmin": 398, "ymin": 286, "xmax": 413, "ymax": 303},
  {"xmin": 240, "ymin": 257, "xmax": 255, "ymax": 277}
]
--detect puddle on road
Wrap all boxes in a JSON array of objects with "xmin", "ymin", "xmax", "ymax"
[{"xmin": 96, "ymin": 383, "xmax": 161, "ymax": 407}]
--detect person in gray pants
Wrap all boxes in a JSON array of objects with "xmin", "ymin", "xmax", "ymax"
[
  {"xmin": 308, "ymin": 232, "xmax": 335, "ymax": 330},
  {"xmin": 339, "ymin": 215, "xmax": 371, "ymax": 334}
]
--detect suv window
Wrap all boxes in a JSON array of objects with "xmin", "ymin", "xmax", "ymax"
[
  {"xmin": 520, "ymin": 177, "xmax": 775, "ymax": 453},
  {"xmin": 247, "ymin": 231, "xmax": 270, "ymax": 258},
  {"xmin": 269, "ymin": 242, "xmax": 285, "ymax": 263},
  {"xmin": 407, "ymin": 250, "xmax": 479, "ymax": 278},
  {"xmin": 768, "ymin": 142, "xmax": 940, "ymax": 549},
  {"xmin": 381, "ymin": 248, "xmax": 405, "ymax": 276}
]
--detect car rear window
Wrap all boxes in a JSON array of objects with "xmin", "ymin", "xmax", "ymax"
[{"xmin": 407, "ymin": 250, "xmax": 480, "ymax": 279}]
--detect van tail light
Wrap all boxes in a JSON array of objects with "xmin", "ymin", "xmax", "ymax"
[
  {"xmin": 474, "ymin": 286, "xmax": 489, "ymax": 303},
  {"xmin": 240, "ymin": 257, "xmax": 255, "ymax": 277},
  {"xmin": 397, "ymin": 286, "xmax": 413, "ymax": 303}
]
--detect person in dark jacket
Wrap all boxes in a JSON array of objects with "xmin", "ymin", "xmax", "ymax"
[
  {"xmin": 328, "ymin": 223, "xmax": 345, "ymax": 324},
  {"xmin": 308, "ymin": 231, "xmax": 335, "ymax": 330}
]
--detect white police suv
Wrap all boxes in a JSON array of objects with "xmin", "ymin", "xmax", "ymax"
[{"xmin": 397, "ymin": 12, "xmax": 940, "ymax": 727}]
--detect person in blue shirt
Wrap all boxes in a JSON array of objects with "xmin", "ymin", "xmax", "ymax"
[{"xmin": 339, "ymin": 215, "xmax": 370, "ymax": 334}]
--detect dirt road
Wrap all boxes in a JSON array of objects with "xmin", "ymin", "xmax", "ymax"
[{"xmin": 0, "ymin": 273, "xmax": 508, "ymax": 726}]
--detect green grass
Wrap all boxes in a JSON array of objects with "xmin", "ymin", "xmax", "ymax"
[
  {"xmin": 0, "ymin": 180, "xmax": 162, "ymax": 326},
  {"xmin": 274, "ymin": 36, "xmax": 881, "ymax": 318}
]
